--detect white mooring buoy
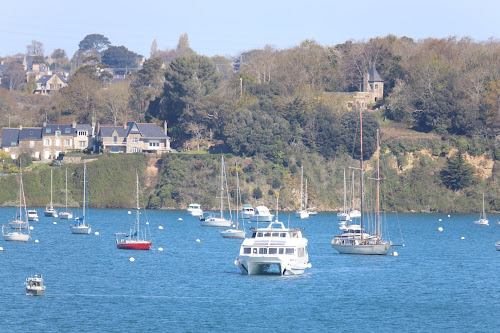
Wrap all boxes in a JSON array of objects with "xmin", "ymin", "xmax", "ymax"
[
  {"xmin": 128, "ymin": 211, "xmax": 131, "ymax": 215},
  {"xmin": 29, "ymin": 226, "xmax": 34, "ymax": 230},
  {"xmin": 438, "ymin": 218, "xmax": 442, "ymax": 222},
  {"xmin": 53, "ymin": 221, "xmax": 57, "ymax": 225},
  {"xmin": 448, "ymin": 214, "xmax": 451, "ymax": 218},
  {"xmin": 461, "ymin": 236, "xmax": 465, "ymax": 240},
  {"xmin": 158, "ymin": 247, "xmax": 164, "ymax": 252},
  {"xmin": 158, "ymin": 225, "xmax": 164, "ymax": 230},
  {"xmin": 178, "ymin": 218, "xmax": 183, "ymax": 221},
  {"xmin": 391, "ymin": 251, "xmax": 399, "ymax": 256},
  {"xmin": 94, "ymin": 231, "xmax": 100, "ymax": 236},
  {"xmin": 34, "ymin": 239, "xmax": 39, "ymax": 243},
  {"xmin": 438, "ymin": 227, "xmax": 443, "ymax": 232},
  {"xmin": 129, "ymin": 257, "xmax": 135, "ymax": 262},
  {"xmin": 196, "ymin": 239, "xmax": 201, "ymax": 243},
  {"xmin": 0, "ymin": 247, "xmax": 4, "ymax": 251}
]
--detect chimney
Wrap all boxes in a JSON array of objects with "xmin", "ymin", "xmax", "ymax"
[
  {"xmin": 43, "ymin": 121, "xmax": 47, "ymax": 127},
  {"xmin": 72, "ymin": 120, "xmax": 76, "ymax": 128},
  {"xmin": 164, "ymin": 121, "xmax": 168, "ymax": 136},
  {"xmin": 123, "ymin": 123, "xmax": 127, "ymax": 129}
]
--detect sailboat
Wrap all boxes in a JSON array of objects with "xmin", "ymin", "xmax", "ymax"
[
  {"xmin": 69, "ymin": 161, "xmax": 91, "ymax": 234},
  {"xmin": 295, "ymin": 166, "xmax": 309, "ymax": 219},
  {"xmin": 44, "ymin": 169, "xmax": 58, "ymax": 217},
  {"xmin": 337, "ymin": 169, "xmax": 350, "ymax": 222},
  {"xmin": 59, "ymin": 168, "xmax": 73, "ymax": 219},
  {"xmin": 473, "ymin": 193, "xmax": 489, "ymax": 225},
  {"xmin": 115, "ymin": 171, "xmax": 152, "ymax": 250},
  {"xmin": 305, "ymin": 179, "xmax": 317, "ymax": 215},
  {"xmin": 199, "ymin": 156, "xmax": 232, "ymax": 227},
  {"xmin": 331, "ymin": 111, "xmax": 392, "ymax": 255},
  {"xmin": 3, "ymin": 168, "xmax": 30, "ymax": 242},
  {"xmin": 220, "ymin": 163, "xmax": 246, "ymax": 239},
  {"xmin": 348, "ymin": 169, "xmax": 361, "ymax": 218}
]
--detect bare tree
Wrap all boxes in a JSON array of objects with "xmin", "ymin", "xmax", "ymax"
[{"xmin": 26, "ymin": 40, "xmax": 44, "ymax": 56}]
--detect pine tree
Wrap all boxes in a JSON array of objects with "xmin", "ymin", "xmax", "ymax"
[{"xmin": 440, "ymin": 151, "xmax": 474, "ymax": 191}]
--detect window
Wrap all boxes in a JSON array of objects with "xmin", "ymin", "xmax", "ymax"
[
  {"xmin": 131, "ymin": 138, "xmax": 139, "ymax": 143},
  {"xmin": 65, "ymin": 128, "xmax": 71, "ymax": 134},
  {"xmin": 258, "ymin": 248, "xmax": 268, "ymax": 255},
  {"xmin": 272, "ymin": 233, "xmax": 279, "ymax": 237},
  {"xmin": 78, "ymin": 141, "xmax": 86, "ymax": 148},
  {"xmin": 65, "ymin": 139, "xmax": 71, "ymax": 147},
  {"xmin": 285, "ymin": 248, "xmax": 294, "ymax": 255},
  {"xmin": 268, "ymin": 248, "xmax": 277, "ymax": 254},
  {"xmin": 251, "ymin": 232, "xmax": 256, "ymax": 238},
  {"xmin": 113, "ymin": 136, "xmax": 118, "ymax": 143},
  {"xmin": 44, "ymin": 139, "xmax": 51, "ymax": 146},
  {"xmin": 45, "ymin": 128, "xmax": 51, "ymax": 133},
  {"xmin": 78, "ymin": 131, "xmax": 86, "ymax": 136},
  {"xmin": 55, "ymin": 131, "xmax": 61, "ymax": 138},
  {"xmin": 243, "ymin": 248, "xmax": 251, "ymax": 254},
  {"xmin": 375, "ymin": 84, "xmax": 379, "ymax": 90},
  {"xmin": 280, "ymin": 233, "xmax": 286, "ymax": 238},
  {"xmin": 279, "ymin": 248, "xmax": 284, "ymax": 254},
  {"xmin": 252, "ymin": 248, "xmax": 257, "ymax": 254},
  {"xmin": 298, "ymin": 248, "xmax": 305, "ymax": 257},
  {"xmin": 148, "ymin": 141, "xmax": 160, "ymax": 147},
  {"xmin": 55, "ymin": 139, "xmax": 61, "ymax": 146},
  {"xmin": 29, "ymin": 141, "xmax": 35, "ymax": 148},
  {"xmin": 257, "ymin": 232, "xmax": 263, "ymax": 237},
  {"xmin": 264, "ymin": 232, "xmax": 271, "ymax": 237},
  {"xmin": 131, "ymin": 147, "xmax": 140, "ymax": 153}
]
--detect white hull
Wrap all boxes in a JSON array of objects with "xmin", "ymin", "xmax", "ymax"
[
  {"xmin": 44, "ymin": 210, "xmax": 58, "ymax": 217},
  {"xmin": 26, "ymin": 287, "xmax": 45, "ymax": 296},
  {"xmin": 70, "ymin": 224, "xmax": 92, "ymax": 234},
  {"xmin": 474, "ymin": 219, "xmax": 489, "ymax": 226},
  {"xmin": 349, "ymin": 210, "xmax": 361, "ymax": 218},
  {"xmin": 3, "ymin": 232, "xmax": 30, "ymax": 242},
  {"xmin": 495, "ymin": 241, "xmax": 500, "ymax": 251},
  {"xmin": 237, "ymin": 256, "xmax": 309, "ymax": 275},
  {"xmin": 242, "ymin": 212, "xmax": 254, "ymax": 219},
  {"xmin": 220, "ymin": 229, "xmax": 245, "ymax": 238},
  {"xmin": 332, "ymin": 241, "xmax": 391, "ymax": 255},
  {"xmin": 59, "ymin": 212, "xmax": 73, "ymax": 219},
  {"xmin": 337, "ymin": 212, "xmax": 350, "ymax": 221},
  {"xmin": 27, "ymin": 212, "xmax": 39, "ymax": 221},
  {"xmin": 250, "ymin": 215, "xmax": 274, "ymax": 222},
  {"xmin": 200, "ymin": 217, "xmax": 232, "ymax": 227},
  {"xmin": 295, "ymin": 210, "xmax": 309, "ymax": 219},
  {"xmin": 188, "ymin": 209, "xmax": 203, "ymax": 217}
]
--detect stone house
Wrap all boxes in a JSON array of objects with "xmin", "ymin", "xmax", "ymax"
[
  {"xmin": 97, "ymin": 121, "xmax": 170, "ymax": 154},
  {"xmin": 35, "ymin": 73, "xmax": 68, "ymax": 95},
  {"xmin": 1, "ymin": 127, "xmax": 43, "ymax": 160}
]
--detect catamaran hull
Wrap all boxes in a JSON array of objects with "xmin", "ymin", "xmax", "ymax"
[
  {"xmin": 474, "ymin": 219, "xmax": 489, "ymax": 226},
  {"xmin": 332, "ymin": 242, "xmax": 391, "ymax": 255},
  {"xmin": 3, "ymin": 233, "xmax": 30, "ymax": 242},
  {"xmin": 70, "ymin": 225, "xmax": 92, "ymax": 234},
  {"xmin": 237, "ymin": 256, "xmax": 310, "ymax": 275},
  {"xmin": 116, "ymin": 242, "xmax": 152, "ymax": 250}
]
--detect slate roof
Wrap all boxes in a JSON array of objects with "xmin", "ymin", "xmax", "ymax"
[
  {"xmin": 368, "ymin": 67, "xmax": 383, "ymax": 82},
  {"xmin": 1, "ymin": 128, "xmax": 20, "ymax": 148},
  {"xmin": 99, "ymin": 126, "xmax": 129, "ymax": 138},
  {"xmin": 19, "ymin": 128, "xmax": 42, "ymax": 141},
  {"xmin": 127, "ymin": 122, "xmax": 169, "ymax": 139},
  {"xmin": 42, "ymin": 124, "xmax": 76, "ymax": 136},
  {"xmin": 36, "ymin": 73, "xmax": 68, "ymax": 85}
]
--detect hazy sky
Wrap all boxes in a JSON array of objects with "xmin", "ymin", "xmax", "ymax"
[{"xmin": 1, "ymin": 0, "xmax": 499, "ymax": 59}]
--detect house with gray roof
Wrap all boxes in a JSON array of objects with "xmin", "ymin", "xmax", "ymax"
[
  {"xmin": 97, "ymin": 121, "xmax": 170, "ymax": 154},
  {"xmin": 35, "ymin": 73, "xmax": 68, "ymax": 95}
]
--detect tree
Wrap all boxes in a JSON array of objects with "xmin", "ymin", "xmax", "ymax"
[
  {"xmin": 440, "ymin": 151, "xmax": 475, "ymax": 191},
  {"xmin": 101, "ymin": 46, "xmax": 138, "ymax": 70},
  {"xmin": 339, "ymin": 110, "xmax": 379, "ymax": 160},
  {"xmin": 99, "ymin": 81, "xmax": 132, "ymax": 125},
  {"xmin": 78, "ymin": 34, "xmax": 111, "ymax": 53},
  {"xmin": 24, "ymin": 75, "xmax": 37, "ymax": 94},
  {"xmin": 2, "ymin": 61, "xmax": 25, "ymax": 91},
  {"xmin": 150, "ymin": 39, "xmax": 158, "ymax": 57},
  {"xmin": 57, "ymin": 72, "xmax": 102, "ymax": 122},
  {"xmin": 51, "ymin": 49, "xmax": 71, "ymax": 72},
  {"xmin": 26, "ymin": 40, "xmax": 44, "ymax": 55}
]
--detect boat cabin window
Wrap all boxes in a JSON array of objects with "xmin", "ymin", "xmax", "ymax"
[
  {"xmin": 243, "ymin": 248, "xmax": 251, "ymax": 254},
  {"xmin": 268, "ymin": 248, "xmax": 277, "ymax": 254},
  {"xmin": 280, "ymin": 233, "xmax": 286, "ymax": 238},
  {"xmin": 264, "ymin": 232, "xmax": 271, "ymax": 237},
  {"xmin": 257, "ymin": 232, "xmax": 263, "ymax": 237},
  {"xmin": 272, "ymin": 233, "xmax": 279, "ymax": 237},
  {"xmin": 285, "ymin": 248, "xmax": 294, "ymax": 255},
  {"xmin": 251, "ymin": 232, "xmax": 256, "ymax": 238},
  {"xmin": 279, "ymin": 248, "xmax": 284, "ymax": 254},
  {"xmin": 298, "ymin": 248, "xmax": 305, "ymax": 257},
  {"xmin": 259, "ymin": 248, "xmax": 268, "ymax": 255},
  {"xmin": 253, "ymin": 248, "xmax": 257, "ymax": 254}
]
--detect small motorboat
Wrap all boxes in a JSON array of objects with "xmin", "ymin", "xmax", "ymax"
[{"xmin": 25, "ymin": 274, "xmax": 46, "ymax": 296}]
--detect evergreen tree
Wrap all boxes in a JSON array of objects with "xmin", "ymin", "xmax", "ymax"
[{"xmin": 440, "ymin": 151, "xmax": 474, "ymax": 191}]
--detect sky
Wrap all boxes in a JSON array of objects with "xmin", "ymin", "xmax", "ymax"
[{"xmin": 1, "ymin": 0, "xmax": 499, "ymax": 59}]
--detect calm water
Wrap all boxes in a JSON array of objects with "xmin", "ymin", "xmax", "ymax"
[{"xmin": 0, "ymin": 207, "xmax": 498, "ymax": 332}]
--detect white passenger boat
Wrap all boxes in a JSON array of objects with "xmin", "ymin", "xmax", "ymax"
[
  {"xmin": 242, "ymin": 204, "xmax": 255, "ymax": 219},
  {"xmin": 235, "ymin": 219, "xmax": 311, "ymax": 275},
  {"xmin": 25, "ymin": 274, "xmax": 46, "ymax": 296},
  {"xmin": 250, "ymin": 206, "xmax": 274, "ymax": 222},
  {"xmin": 27, "ymin": 210, "xmax": 39, "ymax": 222},
  {"xmin": 187, "ymin": 203, "xmax": 203, "ymax": 217}
]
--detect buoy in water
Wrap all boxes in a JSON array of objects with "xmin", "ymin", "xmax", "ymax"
[
  {"xmin": 234, "ymin": 260, "xmax": 239, "ymax": 266},
  {"xmin": 146, "ymin": 222, "xmax": 149, "ymax": 225},
  {"xmin": 448, "ymin": 214, "xmax": 451, "ymax": 218},
  {"xmin": 34, "ymin": 239, "xmax": 39, "ymax": 243},
  {"xmin": 438, "ymin": 227, "xmax": 443, "ymax": 232},
  {"xmin": 307, "ymin": 263, "xmax": 312, "ymax": 268},
  {"xmin": 461, "ymin": 236, "xmax": 465, "ymax": 240},
  {"xmin": 178, "ymin": 218, "xmax": 183, "ymax": 221},
  {"xmin": 53, "ymin": 221, "xmax": 57, "ymax": 225},
  {"xmin": 0, "ymin": 247, "xmax": 4, "ymax": 251},
  {"xmin": 129, "ymin": 257, "xmax": 135, "ymax": 262},
  {"xmin": 158, "ymin": 247, "xmax": 164, "ymax": 252},
  {"xmin": 128, "ymin": 211, "xmax": 131, "ymax": 215},
  {"xmin": 438, "ymin": 218, "xmax": 442, "ymax": 222},
  {"xmin": 29, "ymin": 226, "xmax": 34, "ymax": 230},
  {"xmin": 391, "ymin": 251, "xmax": 399, "ymax": 256},
  {"xmin": 94, "ymin": 231, "xmax": 99, "ymax": 236},
  {"xmin": 196, "ymin": 239, "xmax": 201, "ymax": 243},
  {"xmin": 158, "ymin": 225, "xmax": 164, "ymax": 230}
]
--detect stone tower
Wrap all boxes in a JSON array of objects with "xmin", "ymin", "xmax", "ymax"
[{"xmin": 362, "ymin": 66, "xmax": 384, "ymax": 104}]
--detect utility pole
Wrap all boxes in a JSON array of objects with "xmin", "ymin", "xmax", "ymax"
[{"xmin": 240, "ymin": 77, "xmax": 243, "ymax": 99}]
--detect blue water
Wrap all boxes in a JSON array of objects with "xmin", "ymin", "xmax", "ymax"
[{"xmin": 0, "ymin": 207, "xmax": 499, "ymax": 332}]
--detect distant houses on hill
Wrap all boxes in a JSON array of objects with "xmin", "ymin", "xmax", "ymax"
[{"xmin": 0, "ymin": 120, "xmax": 171, "ymax": 161}]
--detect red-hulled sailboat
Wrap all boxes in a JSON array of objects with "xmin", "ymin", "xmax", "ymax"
[{"xmin": 115, "ymin": 172, "xmax": 152, "ymax": 250}]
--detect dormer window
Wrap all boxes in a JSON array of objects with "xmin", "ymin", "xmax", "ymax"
[
  {"xmin": 55, "ymin": 131, "xmax": 61, "ymax": 138},
  {"xmin": 78, "ymin": 131, "xmax": 87, "ymax": 136},
  {"xmin": 46, "ymin": 128, "xmax": 51, "ymax": 133},
  {"xmin": 65, "ymin": 128, "xmax": 71, "ymax": 134},
  {"xmin": 113, "ymin": 136, "xmax": 118, "ymax": 143}
]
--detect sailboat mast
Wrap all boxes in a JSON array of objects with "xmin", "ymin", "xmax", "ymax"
[
  {"xmin": 305, "ymin": 178, "xmax": 308, "ymax": 210},
  {"xmin": 300, "ymin": 166, "xmax": 304, "ymax": 210},
  {"xmin": 83, "ymin": 162, "xmax": 86, "ymax": 222},
  {"xmin": 235, "ymin": 163, "xmax": 239, "ymax": 230},
  {"xmin": 136, "ymin": 171, "xmax": 140, "ymax": 239},
  {"xmin": 482, "ymin": 193, "xmax": 486, "ymax": 219},
  {"xmin": 343, "ymin": 169, "xmax": 347, "ymax": 213},
  {"xmin": 359, "ymin": 107, "xmax": 364, "ymax": 241},
  {"xmin": 19, "ymin": 169, "xmax": 22, "ymax": 220},
  {"xmin": 376, "ymin": 129, "xmax": 380, "ymax": 242},
  {"xmin": 65, "ymin": 168, "xmax": 68, "ymax": 211},
  {"xmin": 220, "ymin": 156, "xmax": 224, "ymax": 218},
  {"xmin": 50, "ymin": 169, "xmax": 53, "ymax": 209}
]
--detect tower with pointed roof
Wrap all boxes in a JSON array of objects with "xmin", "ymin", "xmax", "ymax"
[{"xmin": 362, "ymin": 66, "xmax": 384, "ymax": 104}]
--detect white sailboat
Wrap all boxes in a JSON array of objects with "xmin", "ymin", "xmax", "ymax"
[
  {"xmin": 3, "ymin": 168, "xmax": 30, "ymax": 242},
  {"xmin": 200, "ymin": 156, "xmax": 232, "ymax": 227},
  {"xmin": 295, "ymin": 166, "xmax": 309, "ymax": 219},
  {"xmin": 220, "ymin": 163, "xmax": 246, "ymax": 239},
  {"xmin": 69, "ymin": 161, "xmax": 91, "ymax": 234},
  {"xmin": 332, "ymin": 112, "xmax": 392, "ymax": 255},
  {"xmin": 337, "ymin": 169, "xmax": 350, "ymax": 222},
  {"xmin": 59, "ymin": 168, "xmax": 73, "ymax": 219},
  {"xmin": 349, "ymin": 169, "xmax": 361, "ymax": 218},
  {"xmin": 44, "ymin": 169, "xmax": 58, "ymax": 217},
  {"xmin": 473, "ymin": 193, "xmax": 489, "ymax": 226}
]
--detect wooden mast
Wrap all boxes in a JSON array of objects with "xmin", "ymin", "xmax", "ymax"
[{"xmin": 359, "ymin": 107, "xmax": 364, "ymax": 242}]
